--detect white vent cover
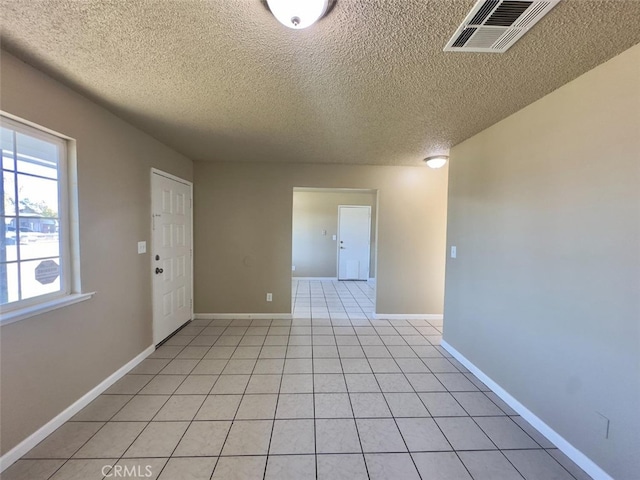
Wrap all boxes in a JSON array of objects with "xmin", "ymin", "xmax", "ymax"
[{"xmin": 444, "ymin": 0, "xmax": 561, "ymax": 53}]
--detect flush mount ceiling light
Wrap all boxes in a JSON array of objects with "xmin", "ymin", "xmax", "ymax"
[
  {"xmin": 266, "ymin": 0, "xmax": 329, "ymax": 29},
  {"xmin": 424, "ymin": 155, "xmax": 448, "ymax": 169}
]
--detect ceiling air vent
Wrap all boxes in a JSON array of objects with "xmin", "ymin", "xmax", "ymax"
[{"xmin": 444, "ymin": 0, "xmax": 561, "ymax": 53}]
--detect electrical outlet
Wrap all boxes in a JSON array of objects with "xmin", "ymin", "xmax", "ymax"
[
  {"xmin": 266, "ymin": 293, "xmax": 273, "ymax": 302},
  {"xmin": 137, "ymin": 241, "xmax": 146, "ymax": 254},
  {"xmin": 451, "ymin": 246, "xmax": 457, "ymax": 258}
]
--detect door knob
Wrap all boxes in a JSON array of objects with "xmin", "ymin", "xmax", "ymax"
[
  {"xmin": 155, "ymin": 267, "xmax": 164, "ymax": 274},
  {"xmin": 340, "ymin": 247, "xmax": 346, "ymax": 249}
]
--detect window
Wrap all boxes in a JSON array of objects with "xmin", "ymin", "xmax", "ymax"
[{"xmin": 0, "ymin": 114, "xmax": 90, "ymax": 324}]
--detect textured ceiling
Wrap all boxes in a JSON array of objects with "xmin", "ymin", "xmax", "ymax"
[{"xmin": 1, "ymin": 0, "xmax": 639, "ymax": 166}]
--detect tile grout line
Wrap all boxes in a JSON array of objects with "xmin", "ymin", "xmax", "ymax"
[
  {"xmin": 204, "ymin": 320, "xmax": 269, "ymax": 480},
  {"xmin": 331, "ymin": 281, "xmax": 372, "ymax": 480},
  {"xmin": 209, "ymin": 320, "xmax": 269, "ymax": 478},
  {"xmin": 116, "ymin": 321, "xmax": 238, "ymax": 480},
  {"xmin": 311, "ymin": 287, "xmax": 319, "ymax": 480},
  {"xmin": 387, "ymin": 320, "xmax": 479, "ymax": 480},
  {"xmin": 354, "ymin": 318, "xmax": 425, "ymax": 480},
  {"xmin": 154, "ymin": 320, "xmax": 253, "ymax": 479},
  {"xmin": 231, "ymin": 319, "xmax": 281, "ymax": 480},
  {"xmin": 43, "ymin": 331, "xmax": 199, "ymax": 480}
]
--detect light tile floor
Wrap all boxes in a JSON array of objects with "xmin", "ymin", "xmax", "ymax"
[
  {"xmin": 292, "ymin": 279, "xmax": 376, "ymax": 320},
  {"xmin": 3, "ymin": 280, "xmax": 592, "ymax": 479}
]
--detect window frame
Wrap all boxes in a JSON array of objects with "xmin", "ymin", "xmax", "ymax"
[{"xmin": 0, "ymin": 112, "xmax": 92, "ymax": 325}]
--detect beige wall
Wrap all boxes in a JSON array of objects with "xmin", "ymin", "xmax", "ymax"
[
  {"xmin": 292, "ymin": 190, "xmax": 377, "ymax": 278},
  {"xmin": 194, "ymin": 162, "xmax": 448, "ymax": 315},
  {"xmin": 444, "ymin": 44, "xmax": 640, "ymax": 479},
  {"xmin": 0, "ymin": 52, "xmax": 193, "ymax": 455}
]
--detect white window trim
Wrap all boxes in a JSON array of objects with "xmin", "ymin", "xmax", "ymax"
[
  {"xmin": 0, "ymin": 292, "xmax": 94, "ymax": 326},
  {"xmin": 0, "ymin": 112, "xmax": 94, "ymax": 325}
]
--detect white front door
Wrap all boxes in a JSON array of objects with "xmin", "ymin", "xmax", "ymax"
[
  {"xmin": 151, "ymin": 170, "xmax": 192, "ymax": 344},
  {"xmin": 338, "ymin": 206, "xmax": 371, "ymax": 280}
]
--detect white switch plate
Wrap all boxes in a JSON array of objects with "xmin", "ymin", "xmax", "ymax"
[
  {"xmin": 292, "ymin": 265, "xmax": 296, "ymax": 271},
  {"xmin": 138, "ymin": 241, "xmax": 147, "ymax": 254},
  {"xmin": 332, "ymin": 235, "xmax": 337, "ymax": 241},
  {"xmin": 451, "ymin": 246, "xmax": 457, "ymax": 258},
  {"xmin": 596, "ymin": 412, "xmax": 610, "ymax": 439},
  {"xmin": 266, "ymin": 293, "xmax": 273, "ymax": 302}
]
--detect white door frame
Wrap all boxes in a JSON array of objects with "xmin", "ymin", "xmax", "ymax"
[
  {"xmin": 151, "ymin": 168, "xmax": 194, "ymax": 344},
  {"xmin": 337, "ymin": 205, "xmax": 372, "ymax": 281}
]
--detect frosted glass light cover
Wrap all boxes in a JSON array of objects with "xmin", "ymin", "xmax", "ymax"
[
  {"xmin": 267, "ymin": 0, "xmax": 329, "ymax": 29},
  {"xmin": 425, "ymin": 156, "xmax": 448, "ymax": 169}
]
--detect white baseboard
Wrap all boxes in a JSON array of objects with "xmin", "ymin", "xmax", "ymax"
[
  {"xmin": 0, "ymin": 344, "xmax": 155, "ymax": 473},
  {"xmin": 373, "ymin": 313, "xmax": 443, "ymax": 320},
  {"xmin": 292, "ymin": 277, "xmax": 338, "ymax": 281},
  {"xmin": 441, "ymin": 340, "xmax": 612, "ymax": 480},
  {"xmin": 194, "ymin": 313, "xmax": 293, "ymax": 320}
]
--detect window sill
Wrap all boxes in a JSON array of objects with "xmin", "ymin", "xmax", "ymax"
[{"xmin": 0, "ymin": 292, "xmax": 96, "ymax": 326}]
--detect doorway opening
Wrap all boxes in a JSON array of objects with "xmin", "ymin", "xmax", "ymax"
[{"xmin": 291, "ymin": 187, "xmax": 377, "ymax": 320}]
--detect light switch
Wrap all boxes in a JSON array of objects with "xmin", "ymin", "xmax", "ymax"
[
  {"xmin": 138, "ymin": 241, "xmax": 147, "ymax": 254},
  {"xmin": 332, "ymin": 235, "xmax": 337, "ymax": 241},
  {"xmin": 596, "ymin": 412, "xmax": 610, "ymax": 439},
  {"xmin": 451, "ymin": 246, "xmax": 457, "ymax": 258}
]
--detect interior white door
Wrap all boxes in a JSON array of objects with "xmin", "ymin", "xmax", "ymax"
[
  {"xmin": 152, "ymin": 170, "xmax": 192, "ymax": 344},
  {"xmin": 338, "ymin": 206, "xmax": 371, "ymax": 280}
]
